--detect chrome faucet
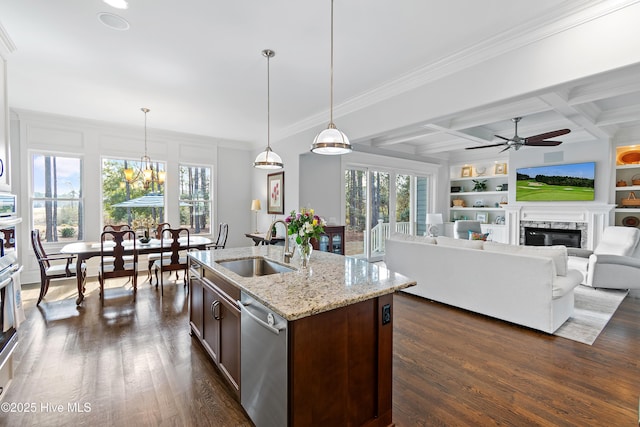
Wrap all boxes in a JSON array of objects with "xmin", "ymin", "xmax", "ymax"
[{"xmin": 266, "ymin": 219, "xmax": 293, "ymax": 263}]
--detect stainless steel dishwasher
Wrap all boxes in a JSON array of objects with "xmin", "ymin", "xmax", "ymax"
[{"xmin": 239, "ymin": 291, "xmax": 288, "ymax": 427}]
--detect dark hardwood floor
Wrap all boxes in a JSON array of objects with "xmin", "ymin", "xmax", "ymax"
[{"xmin": 2, "ymin": 276, "xmax": 639, "ymax": 426}]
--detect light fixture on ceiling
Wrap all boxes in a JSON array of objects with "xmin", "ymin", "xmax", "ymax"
[
  {"xmin": 311, "ymin": 0, "xmax": 352, "ymax": 156},
  {"xmin": 124, "ymin": 108, "xmax": 166, "ymax": 190},
  {"xmin": 102, "ymin": 0, "xmax": 129, "ymax": 9},
  {"xmin": 253, "ymin": 49, "xmax": 284, "ymax": 169},
  {"xmin": 97, "ymin": 12, "xmax": 130, "ymax": 31}
]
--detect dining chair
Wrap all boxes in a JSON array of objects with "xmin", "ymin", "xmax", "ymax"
[
  {"xmin": 206, "ymin": 223, "xmax": 228, "ymax": 250},
  {"xmin": 31, "ymin": 229, "xmax": 86, "ymax": 305},
  {"xmin": 153, "ymin": 227, "xmax": 189, "ymax": 295},
  {"xmin": 147, "ymin": 222, "xmax": 171, "ymax": 281},
  {"xmin": 99, "ymin": 229, "xmax": 138, "ymax": 305}
]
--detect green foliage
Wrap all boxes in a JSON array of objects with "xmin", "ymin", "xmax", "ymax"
[{"xmin": 59, "ymin": 227, "xmax": 75, "ymax": 238}]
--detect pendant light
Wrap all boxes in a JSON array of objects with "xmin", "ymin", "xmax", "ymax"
[
  {"xmin": 311, "ymin": 0, "xmax": 352, "ymax": 155},
  {"xmin": 253, "ymin": 49, "xmax": 284, "ymax": 169}
]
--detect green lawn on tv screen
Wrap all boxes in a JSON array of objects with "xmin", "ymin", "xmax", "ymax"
[{"xmin": 516, "ymin": 180, "xmax": 595, "ymax": 201}]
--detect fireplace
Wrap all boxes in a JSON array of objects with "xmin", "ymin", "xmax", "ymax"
[{"xmin": 524, "ymin": 227, "xmax": 581, "ymax": 248}]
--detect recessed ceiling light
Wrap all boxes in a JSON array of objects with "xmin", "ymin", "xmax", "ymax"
[
  {"xmin": 97, "ymin": 12, "xmax": 130, "ymax": 31},
  {"xmin": 102, "ymin": 0, "xmax": 128, "ymax": 9}
]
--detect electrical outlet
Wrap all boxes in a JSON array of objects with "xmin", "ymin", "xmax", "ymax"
[{"xmin": 382, "ymin": 304, "xmax": 391, "ymax": 325}]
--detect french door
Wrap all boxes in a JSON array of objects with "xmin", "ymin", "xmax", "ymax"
[{"xmin": 344, "ymin": 167, "xmax": 430, "ymax": 261}]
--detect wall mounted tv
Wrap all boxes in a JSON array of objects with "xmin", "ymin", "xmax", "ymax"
[{"xmin": 515, "ymin": 162, "xmax": 595, "ymax": 201}]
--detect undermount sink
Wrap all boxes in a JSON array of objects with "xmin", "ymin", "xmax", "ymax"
[{"xmin": 217, "ymin": 257, "xmax": 294, "ymax": 277}]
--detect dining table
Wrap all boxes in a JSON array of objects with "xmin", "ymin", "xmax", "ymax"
[{"xmin": 61, "ymin": 236, "xmax": 212, "ymax": 305}]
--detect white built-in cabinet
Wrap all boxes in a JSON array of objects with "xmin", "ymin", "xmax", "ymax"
[
  {"xmin": 614, "ymin": 145, "xmax": 640, "ymax": 228},
  {"xmin": 447, "ymin": 161, "xmax": 509, "ymax": 243}
]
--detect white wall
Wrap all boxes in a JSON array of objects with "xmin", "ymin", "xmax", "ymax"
[{"xmin": 12, "ymin": 109, "xmax": 252, "ymax": 284}]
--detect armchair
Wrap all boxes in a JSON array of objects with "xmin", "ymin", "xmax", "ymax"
[
  {"xmin": 453, "ymin": 220, "xmax": 482, "ymax": 239},
  {"xmin": 567, "ymin": 226, "xmax": 640, "ymax": 289}
]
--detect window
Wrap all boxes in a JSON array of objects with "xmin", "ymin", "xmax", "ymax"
[
  {"xmin": 179, "ymin": 164, "xmax": 211, "ymax": 235},
  {"xmin": 102, "ymin": 158, "xmax": 166, "ymax": 230},
  {"xmin": 32, "ymin": 154, "xmax": 83, "ymax": 243}
]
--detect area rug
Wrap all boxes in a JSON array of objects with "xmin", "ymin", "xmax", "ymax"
[{"xmin": 554, "ymin": 285, "xmax": 628, "ymax": 345}]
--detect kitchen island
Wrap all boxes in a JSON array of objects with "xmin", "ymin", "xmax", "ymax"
[{"xmin": 188, "ymin": 245, "xmax": 415, "ymax": 427}]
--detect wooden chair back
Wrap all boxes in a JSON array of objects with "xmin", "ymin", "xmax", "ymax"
[
  {"xmin": 214, "ymin": 223, "xmax": 229, "ymax": 249},
  {"xmin": 100, "ymin": 229, "xmax": 137, "ymax": 279},
  {"xmin": 103, "ymin": 224, "xmax": 133, "ymax": 240},
  {"xmin": 31, "ymin": 229, "xmax": 49, "ymax": 268},
  {"xmin": 154, "ymin": 222, "xmax": 171, "ymax": 239},
  {"xmin": 160, "ymin": 228, "xmax": 190, "ymax": 271}
]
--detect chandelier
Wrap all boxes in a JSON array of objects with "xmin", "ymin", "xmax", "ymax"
[{"xmin": 124, "ymin": 107, "xmax": 166, "ymax": 189}]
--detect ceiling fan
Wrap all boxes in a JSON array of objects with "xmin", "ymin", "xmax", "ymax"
[{"xmin": 466, "ymin": 117, "xmax": 570, "ymax": 152}]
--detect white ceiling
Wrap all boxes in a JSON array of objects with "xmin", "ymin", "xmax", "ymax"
[{"xmin": 1, "ymin": 0, "xmax": 640, "ymax": 160}]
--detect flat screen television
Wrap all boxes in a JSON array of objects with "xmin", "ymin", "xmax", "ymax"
[{"xmin": 515, "ymin": 162, "xmax": 595, "ymax": 201}]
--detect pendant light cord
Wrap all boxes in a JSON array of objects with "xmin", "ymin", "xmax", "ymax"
[
  {"xmin": 267, "ymin": 52, "xmax": 271, "ymax": 151},
  {"xmin": 330, "ymin": 0, "xmax": 334, "ymax": 125}
]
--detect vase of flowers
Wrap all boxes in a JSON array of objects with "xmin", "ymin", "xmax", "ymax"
[{"xmin": 285, "ymin": 208, "xmax": 326, "ymax": 269}]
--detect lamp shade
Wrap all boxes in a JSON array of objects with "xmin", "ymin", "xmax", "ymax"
[
  {"xmin": 311, "ymin": 125, "xmax": 352, "ymax": 155},
  {"xmin": 251, "ymin": 199, "xmax": 261, "ymax": 211},
  {"xmin": 426, "ymin": 213, "xmax": 443, "ymax": 225},
  {"xmin": 253, "ymin": 147, "xmax": 284, "ymax": 169}
]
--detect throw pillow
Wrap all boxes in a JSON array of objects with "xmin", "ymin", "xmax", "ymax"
[{"xmin": 469, "ymin": 231, "xmax": 489, "ymax": 241}]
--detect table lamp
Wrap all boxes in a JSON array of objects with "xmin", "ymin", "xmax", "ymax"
[
  {"xmin": 251, "ymin": 199, "xmax": 261, "ymax": 232},
  {"xmin": 426, "ymin": 213, "xmax": 443, "ymax": 237}
]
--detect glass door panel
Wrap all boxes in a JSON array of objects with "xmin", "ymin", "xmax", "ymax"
[
  {"xmin": 344, "ymin": 169, "xmax": 366, "ymax": 258},
  {"xmin": 395, "ymin": 174, "xmax": 411, "ymax": 235},
  {"xmin": 370, "ymin": 170, "xmax": 389, "ymax": 259}
]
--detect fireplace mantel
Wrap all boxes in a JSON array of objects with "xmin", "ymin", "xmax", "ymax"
[{"xmin": 502, "ymin": 204, "xmax": 615, "ymax": 249}]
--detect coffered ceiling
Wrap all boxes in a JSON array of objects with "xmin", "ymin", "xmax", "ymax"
[{"xmin": 1, "ymin": 0, "xmax": 639, "ymax": 161}]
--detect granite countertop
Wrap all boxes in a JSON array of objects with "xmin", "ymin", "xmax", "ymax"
[{"xmin": 188, "ymin": 246, "xmax": 416, "ymax": 321}]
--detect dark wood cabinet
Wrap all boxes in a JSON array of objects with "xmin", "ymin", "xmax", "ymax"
[
  {"xmin": 189, "ymin": 260, "xmax": 241, "ymax": 398},
  {"xmin": 289, "ymin": 293, "xmax": 394, "ymax": 426},
  {"xmin": 312, "ymin": 225, "xmax": 345, "ymax": 255}
]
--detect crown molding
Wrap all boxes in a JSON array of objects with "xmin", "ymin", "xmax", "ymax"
[{"xmin": 275, "ymin": 0, "xmax": 640, "ymax": 142}]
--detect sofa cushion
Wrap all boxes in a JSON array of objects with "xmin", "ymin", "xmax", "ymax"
[
  {"xmin": 388, "ymin": 232, "xmax": 436, "ymax": 245},
  {"xmin": 483, "ymin": 242, "xmax": 568, "ymax": 276},
  {"xmin": 436, "ymin": 235, "xmax": 484, "ymax": 249}
]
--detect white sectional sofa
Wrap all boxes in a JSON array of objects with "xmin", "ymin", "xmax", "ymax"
[{"xmin": 385, "ymin": 234, "xmax": 583, "ymax": 333}]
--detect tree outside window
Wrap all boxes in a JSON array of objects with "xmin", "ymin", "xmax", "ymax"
[
  {"xmin": 32, "ymin": 154, "xmax": 83, "ymax": 243},
  {"xmin": 180, "ymin": 165, "xmax": 211, "ymax": 235}
]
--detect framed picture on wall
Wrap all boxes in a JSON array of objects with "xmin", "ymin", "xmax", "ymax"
[
  {"xmin": 461, "ymin": 166, "xmax": 472, "ymax": 177},
  {"xmin": 267, "ymin": 171, "xmax": 285, "ymax": 214}
]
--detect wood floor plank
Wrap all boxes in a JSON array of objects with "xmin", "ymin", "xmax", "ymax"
[{"xmin": 1, "ymin": 277, "xmax": 638, "ymax": 426}]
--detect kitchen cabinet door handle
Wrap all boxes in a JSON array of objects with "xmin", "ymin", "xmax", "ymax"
[{"xmin": 211, "ymin": 300, "xmax": 221, "ymax": 320}]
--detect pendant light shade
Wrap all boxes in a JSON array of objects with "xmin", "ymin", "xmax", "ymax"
[
  {"xmin": 254, "ymin": 49, "xmax": 283, "ymax": 170},
  {"xmin": 311, "ymin": 0, "xmax": 352, "ymax": 156},
  {"xmin": 253, "ymin": 146, "xmax": 283, "ymax": 169}
]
